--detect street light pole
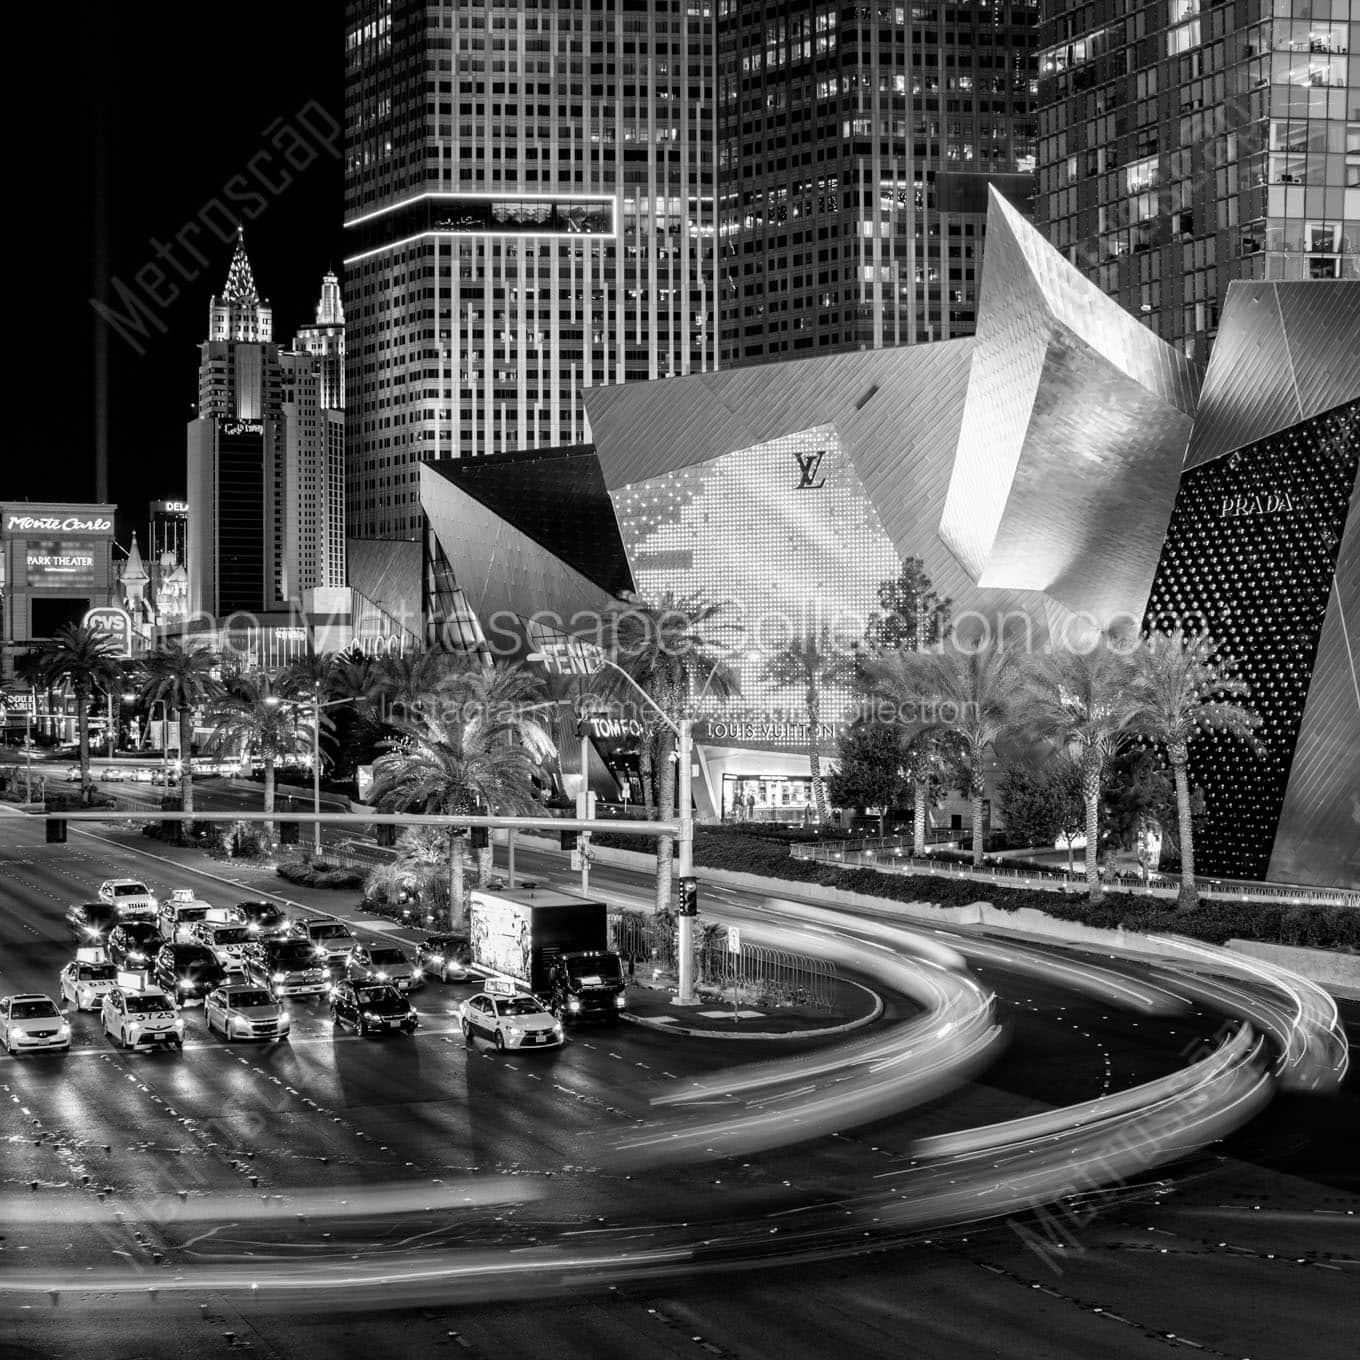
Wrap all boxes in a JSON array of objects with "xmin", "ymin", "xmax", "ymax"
[{"xmin": 312, "ymin": 690, "xmax": 322, "ymax": 856}]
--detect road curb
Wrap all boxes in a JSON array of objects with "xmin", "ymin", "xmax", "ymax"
[{"xmin": 620, "ymin": 978, "xmax": 883, "ymax": 1040}]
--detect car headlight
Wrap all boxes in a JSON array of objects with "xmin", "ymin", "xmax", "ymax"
[
  {"xmin": 567, "ymin": 997, "xmax": 581, "ymax": 1011},
  {"xmin": 272, "ymin": 972, "xmax": 287, "ymax": 983},
  {"xmin": 552, "ymin": 1023, "xmax": 564, "ymax": 1037},
  {"xmin": 507, "ymin": 1023, "xmax": 523, "ymax": 1036},
  {"xmin": 173, "ymin": 1018, "xmax": 185, "ymax": 1033},
  {"xmin": 362, "ymin": 1010, "xmax": 379, "ymax": 1021},
  {"xmin": 614, "ymin": 994, "xmax": 628, "ymax": 1008},
  {"xmin": 84, "ymin": 926, "xmax": 101, "ymax": 937},
  {"xmin": 57, "ymin": 1023, "xmax": 71, "ymax": 1039},
  {"xmin": 376, "ymin": 971, "xmax": 389, "ymax": 981},
  {"xmin": 127, "ymin": 1022, "xmax": 141, "ymax": 1035}
]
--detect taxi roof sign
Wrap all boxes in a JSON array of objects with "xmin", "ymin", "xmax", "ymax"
[
  {"xmin": 483, "ymin": 977, "xmax": 521, "ymax": 997},
  {"xmin": 170, "ymin": 888, "xmax": 199, "ymax": 902},
  {"xmin": 75, "ymin": 946, "xmax": 110, "ymax": 965}
]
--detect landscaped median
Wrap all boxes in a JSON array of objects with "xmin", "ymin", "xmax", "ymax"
[
  {"xmin": 569, "ymin": 829, "xmax": 1360, "ymax": 996},
  {"xmin": 586, "ymin": 828, "xmax": 1360, "ymax": 950}
]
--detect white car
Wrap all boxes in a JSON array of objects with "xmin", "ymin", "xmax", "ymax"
[
  {"xmin": 191, "ymin": 921, "xmax": 255, "ymax": 970},
  {"xmin": 1, "ymin": 995, "xmax": 71, "ymax": 1055},
  {"xmin": 98, "ymin": 879, "xmax": 158, "ymax": 918},
  {"xmin": 204, "ymin": 984, "xmax": 291, "ymax": 1042},
  {"xmin": 100, "ymin": 987, "xmax": 184, "ymax": 1050},
  {"xmin": 459, "ymin": 989, "xmax": 564, "ymax": 1051},
  {"xmin": 159, "ymin": 889, "xmax": 218, "ymax": 943},
  {"xmin": 59, "ymin": 951, "xmax": 119, "ymax": 1011}
]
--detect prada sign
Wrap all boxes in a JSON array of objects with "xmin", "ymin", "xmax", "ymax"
[{"xmin": 1219, "ymin": 491, "xmax": 1299, "ymax": 519}]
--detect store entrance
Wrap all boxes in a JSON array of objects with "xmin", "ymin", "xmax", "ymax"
[{"xmin": 722, "ymin": 773, "xmax": 813, "ymax": 824}]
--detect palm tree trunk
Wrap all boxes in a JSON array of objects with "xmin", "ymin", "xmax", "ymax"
[
  {"xmin": 1171, "ymin": 747, "xmax": 1197, "ymax": 909},
  {"xmin": 76, "ymin": 684, "xmax": 92, "ymax": 805},
  {"xmin": 970, "ymin": 778, "xmax": 985, "ymax": 869},
  {"xmin": 263, "ymin": 757, "xmax": 276, "ymax": 850},
  {"xmin": 1082, "ymin": 757, "xmax": 1102, "ymax": 901},
  {"xmin": 913, "ymin": 776, "xmax": 927, "ymax": 857},
  {"xmin": 807, "ymin": 685, "xmax": 828, "ymax": 822},
  {"xmin": 179, "ymin": 707, "xmax": 195, "ymax": 834},
  {"xmin": 639, "ymin": 735, "xmax": 656, "ymax": 820},
  {"xmin": 654, "ymin": 729, "xmax": 676, "ymax": 915},
  {"xmin": 449, "ymin": 830, "xmax": 467, "ymax": 930},
  {"xmin": 477, "ymin": 842, "xmax": 493, "ymax": 887}
]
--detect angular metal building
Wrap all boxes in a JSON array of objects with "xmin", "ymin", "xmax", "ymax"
[
  {"xmin": 419, "ymin": 192, "xmax": 1359, "ymax": 883},
  {"xmin": 1145, "ymin": 281, "xmax": 1360, "ymax": 888}
]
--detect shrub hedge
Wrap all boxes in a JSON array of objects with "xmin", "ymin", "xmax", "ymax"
[
  {"xmin": 588, "ymin": 827, "xmax": 1359, "ymax": 951},
  {"xmin": 276, "ymin": 859, "xmax": 364, "ymax": 890}
]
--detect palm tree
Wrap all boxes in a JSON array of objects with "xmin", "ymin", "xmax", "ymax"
[
  {"xmin": 434, "ymin": 659, "xmax": 556, "ymax": 883},
  {"xmin": 606, "ymin": 592, "xmax": 739, "ymax": 913},
  {"xmin": 369, "ymin": 705, "xmax": 542, "ymax": 929},
  {"xmin": 372, "ymin": 649, "xmax": 470, "ymax": 724},
  {"xmin": 861, "ymin": 637, "xmax": 1020, "ymax": 869},
  {"xmin": 1127, "ymin": 630, "xmax": 1262, "ymax": 909},
  {"xmin": 137, "ymin": 641, "xmax": 223, "ymax": 826},
  {"xmin": 1019, "ymin": 638, "xmax": 1143, "ymax": 900},
  {"xmin": 763, "ymin": 625, "xmax": 857, "ymax": 821},
  {"xmin": 34, "ymin": 624, "xmax": 126, "ymax": 803},
  {"xmin": 206, "ymin": 673, "xmax": 310, "ymax": 848}
]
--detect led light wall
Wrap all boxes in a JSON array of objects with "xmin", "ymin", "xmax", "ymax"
[{"xmin": 1145, "ymin": 398, "xmax": 1359, "ymax": 881}]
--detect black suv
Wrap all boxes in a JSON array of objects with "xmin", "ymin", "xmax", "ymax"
[
  {"xmin": 245, "ymin": 939, "xmax": 330, "ymax": 998},
  {"xmin": 329, "ymin": 980, "xmax": 418, "ymax": 1036},
  {"xmin": 66, "ymin": 902, "xmax": 120, "ymax": 945},
  {"xmin": 107, "ymin": 920, "xmax": 163, "ymax": 969},
  {"xmin": 152, "ymin": 943, "xmax": 225, "ymax": 1005}
]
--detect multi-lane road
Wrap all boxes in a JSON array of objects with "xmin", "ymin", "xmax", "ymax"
[{"xmin": 1, "ymin": 804, "xmax": 1356, "ymax": 1359}]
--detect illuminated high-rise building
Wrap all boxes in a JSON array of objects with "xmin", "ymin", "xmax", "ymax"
[
  {"xmin": 716, "ymin": 1, "xmax": 1039, "ymax": 361},
  {"xmin": 187, "ymin": 241, "xmax": 348, "ymax": 616},
  {"xmin": 1034, "ymin": 0, "xmax": 1358, "ymax": 364},
  {"xmin": 344, "ymin": 0, "xmax": 720, "ymax": 539}
]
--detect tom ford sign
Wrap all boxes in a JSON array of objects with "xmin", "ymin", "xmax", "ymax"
[{"xmin": 5, "ymin": 512, "xmax": 113, "ymax": 535}]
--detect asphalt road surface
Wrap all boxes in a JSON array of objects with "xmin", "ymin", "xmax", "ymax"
[{"xmin": 0, "ymin": 810, "xmax": 1355, "ymax": 1359}]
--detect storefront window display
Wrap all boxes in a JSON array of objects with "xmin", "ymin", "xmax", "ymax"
[{"xmin": 723, "ymin": 774, "xmax": 814, "ymax": 823}]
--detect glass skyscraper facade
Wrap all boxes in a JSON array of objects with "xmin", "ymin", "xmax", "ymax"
[
  {"xmin": 1035, "ymin": 0, "xmax": 1358, "ymax": 363},
  {"xmin": 344, "ymin": 2, "xmax": 1042, "ymax": 540},
  {"xmin": 344, "ymin": 0, "xmax": 720, "ymax": 539},
  {"xmin": 716, "ymin": 0, "xmax": 1038, "ymax": 360}
]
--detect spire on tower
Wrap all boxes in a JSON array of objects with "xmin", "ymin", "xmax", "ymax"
[
  {"xmin": 222, "ymin": 228, "xmax": 261, "ymax": 304},
  {"xmin": 121, "ymin": 531, "xmax": 149, "ymax": 584}
]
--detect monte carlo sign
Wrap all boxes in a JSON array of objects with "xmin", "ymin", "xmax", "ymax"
[{"xmin": 5, "ymin": 511, "xmax": 114, "ymax": 536}]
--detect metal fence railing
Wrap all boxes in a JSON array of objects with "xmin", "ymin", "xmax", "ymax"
[
  {"xmin": 697, "ymin": 937, "xmax": 837, "ymax": 1011},
  {"xmin": 611, "ymin": 911, "xmax": 679, "ymax": 973},
  {"xmin": 787, "ymin": 841, "xmax": 1360, "ymax": 909}
]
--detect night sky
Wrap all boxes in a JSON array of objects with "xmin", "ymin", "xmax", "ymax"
[{"xmin": 12, "ymin": 2, "xmax": 344, "ymax": 544}]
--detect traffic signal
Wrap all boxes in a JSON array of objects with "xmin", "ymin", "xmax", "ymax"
[
  {"xmin": 46, "ymin": 818, "xmax": 67, "ymax": 844},
  {"xmin": 279, "ymin": 821, "xmax": 300, "ymax": 846},
  {"xmin": 677, "ymin": 875, "xmax": 698, "ymax": 916},
  {"xmin": 560, "ymin": 829, "xmax": 579, "ymax": 851},
  {"xmin": 376, "ymin": 824, "xmax": 397, "ymax": 847},
  {"xmin": 470, "ymin": 825, "xmax": 489, "ymax": 849}
]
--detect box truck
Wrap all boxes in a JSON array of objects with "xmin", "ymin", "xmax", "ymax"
[{"xmin": 468, "ymin": 887, "xmax": 627, "ymax": 1025}]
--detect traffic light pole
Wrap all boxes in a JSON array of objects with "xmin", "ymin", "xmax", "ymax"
[{"xmin": 675, "ymin": 717, "xmax": 697, "ymax": 1006}]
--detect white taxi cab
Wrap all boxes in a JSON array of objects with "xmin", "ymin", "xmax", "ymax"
[
  {"xmin": 459, "ymin": 979, "xmax": 564, "ymax": 1051},
  {"xmin": 59, "ymin": 949, "xmax": 119, "ymax": 1011},
  {"xmin": 100, "ymin": 979, "xmax": 185, "ymax": 1051}
]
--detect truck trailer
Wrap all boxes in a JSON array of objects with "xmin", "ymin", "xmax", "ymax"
[{"xmin": 468, "ymin": 887, "xmax": 627, "ymax": 1025}]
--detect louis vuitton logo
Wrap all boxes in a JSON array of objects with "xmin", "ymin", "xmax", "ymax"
[{"xmin": 795, "ymin": 449, "xmax": 827, "ymax": 490}]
